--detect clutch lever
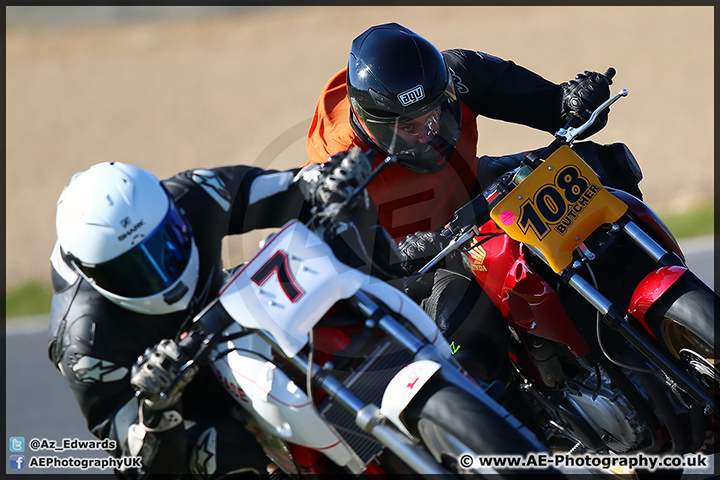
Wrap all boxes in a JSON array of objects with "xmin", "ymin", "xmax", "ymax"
[
  {"xmin": 403, "ymin": 194, "xmax": 490, "ymax": 288},
  {"xmin": 403, "ymin": 226, "xmax": 479, "ymax": 290}
]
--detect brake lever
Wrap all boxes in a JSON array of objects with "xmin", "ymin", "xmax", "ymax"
[
  {"xmin": 556, "ymin": 88, "xmax": 628, "ymax": 144},
  {"xmin": 339, "ymin": 154, "xmax": 396, "ymax": 211}
]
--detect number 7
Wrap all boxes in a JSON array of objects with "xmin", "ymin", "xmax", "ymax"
[{"xmin": 250, "ymin": 250, "xmax": 305, "ymax": 302}]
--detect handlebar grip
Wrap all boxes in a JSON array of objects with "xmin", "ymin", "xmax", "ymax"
[{"xmin": 603, "ymin": 67, "xmax": 616, "ymax": 80}]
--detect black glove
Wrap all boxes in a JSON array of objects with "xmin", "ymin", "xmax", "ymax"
[
  {"xmin": 398, "ymin": 231, "xmax": 449, "ymax": 300},
  {"xmin": 130, "ymin": 339, "xmax": 198, "ymax": 415},
  {"xmin": 297, "ymin": 147, "xmax": 374, "ymax": 212},
  {"xmin": 398, "ymin": 231, "xmax": 449, "ymax": 277},
  {"xmin": 561, "ymin": 70, "xmax": 612, "ymax": 134}
]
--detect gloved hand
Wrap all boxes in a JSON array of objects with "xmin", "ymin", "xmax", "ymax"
[
  {"xmin": 398, "ymin": 231, "xmax": 449, "ymax": 300},
  {"xmin": 297, "ymin": 147, "xmax": 374, "ymax": 212},
  {"xmin": 561, "ymin": 71, "xmax": 612, "ymax": 132},
  {"xmin": 398, "ymin": 231, "xmax": 449, "ymax": 277},
  {"xmin": 130, "ymin": 338, "xmax": 198, "ymax": 414}
]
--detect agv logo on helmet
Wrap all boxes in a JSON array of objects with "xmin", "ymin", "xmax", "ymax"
[{"xmin": 397, "ymin": 85, "xmax": 425, "ymax": 106}]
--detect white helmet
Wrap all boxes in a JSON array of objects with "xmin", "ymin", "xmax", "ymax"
[{"xmin": 56, "ymin": 162, "xmax": 200, "ymax": 315}]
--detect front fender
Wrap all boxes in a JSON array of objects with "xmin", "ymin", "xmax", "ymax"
[
  {"xmin": 380, "ymin": 360, "xmax": 442, "ymax": 438},
  {"xmin": 628, "ymin": 266, "xmax": 688, "ymax": 339}
]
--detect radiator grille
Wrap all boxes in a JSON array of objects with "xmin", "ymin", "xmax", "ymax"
[{"xmin": 319, "ymin": 339, "xmax": 414, "ymax": 465}]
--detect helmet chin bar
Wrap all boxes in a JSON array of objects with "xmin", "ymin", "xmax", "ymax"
[{"xmin": 397, "ymin": 155, "xmax": 449, "ymax": 175}]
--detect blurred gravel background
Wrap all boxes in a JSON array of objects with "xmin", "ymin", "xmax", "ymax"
[{"xmin": 6, "ymin": 6, "xmax": 713, "ymax": 290}]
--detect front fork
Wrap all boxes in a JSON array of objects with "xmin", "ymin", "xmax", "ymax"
[
  {"xmin": 271, "ymin": 290, "xmax": 528, "ymax": 477},
  {"xmin": 264, "ymin": 291, "xmax": 452, "ymax": 478},
  {"xmin": 557, "ymin": 218, "xmax": 716, "ymax": 414}
]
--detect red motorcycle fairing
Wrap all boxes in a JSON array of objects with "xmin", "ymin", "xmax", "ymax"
[
  {"xmin": 469, "ymin": 189, "xmax": 689, "ymax": 360},
  {"xmin": 470, "ymin": 221, "xmax": 591, "ymax": 359},
  {"xmin": 628, "ymin": 266, "xmax": 688, "ymax": 340}
]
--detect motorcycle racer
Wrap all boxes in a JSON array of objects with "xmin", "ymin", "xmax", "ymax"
[
  {"xmin": 48, "ymin": 156, "xmax": 373, "ymax": 479},
  {"xmin": 304, "ymin": 22, "xmax": 639, "ymax": 384}
]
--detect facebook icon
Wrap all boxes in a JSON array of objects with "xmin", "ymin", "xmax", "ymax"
[{"xmin": 9, "ymin": 455, "xmax": 25, "ymax": 470}]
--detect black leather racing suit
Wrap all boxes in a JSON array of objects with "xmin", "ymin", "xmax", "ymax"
[{"xmin": 48, "ymin": 165, "xmax": 311, "ymax": 479}]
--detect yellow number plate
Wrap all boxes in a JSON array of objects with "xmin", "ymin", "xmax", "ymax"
[{"xmin": 490, "ymin": 145, "xmax": 627, "ymax": 272}]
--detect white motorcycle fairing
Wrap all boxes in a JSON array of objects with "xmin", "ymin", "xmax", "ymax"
[
  {"xmin": 210, "ymin": 220, "xmax": 453, "ymax": 470},
  {"xmin": 210, "ymin": 329, "xmax": 366, "ymax": 471},
  {"xmin": 217, "ymin": 220, "xmax": 447, "ymax": 357}
]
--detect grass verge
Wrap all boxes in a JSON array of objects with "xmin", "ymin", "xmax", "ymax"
[
  {"xmin": 6, "ymin": 280, "xmax": 54, "ymax": 319},
  {"xmin": 657, "ymin": 202, "xmax": 714, "ymax": 240}
]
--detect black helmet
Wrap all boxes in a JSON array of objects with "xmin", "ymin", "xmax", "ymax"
[{"xmin": 347, "ymin": 23, "xmax": 462, "ymax": 174}]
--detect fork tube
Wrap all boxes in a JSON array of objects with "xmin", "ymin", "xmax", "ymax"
[
  {"xmin": 283, "ymin": 349, "xmax": 368, "ymax": 414},
  {"xmin": 275, "ymin": 324, "xmax": 452, "ymax": 476},
  {"xmin": 283, "ymin": 350, "xmax": 452, "ymax": 476},
  {"xmin": 622, "ymin": 221, "xmax": 684, "ymax": 267},
  {"xmin": 566, "ymin": 274, "xmax": 613, "ymax": 315},
  {"xmin": 622, "ymin": 221, "xmax": 668, "ymax": 262},
  {"xmin": 351, "ymin": 291, "xmax": 424, "ymax": 355}
]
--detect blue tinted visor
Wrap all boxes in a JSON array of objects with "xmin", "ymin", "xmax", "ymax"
[{"xmin": 72, "ymin": 201, "xmax": 193, "ymax": 298}]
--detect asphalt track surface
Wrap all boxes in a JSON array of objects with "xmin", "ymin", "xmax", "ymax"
[{"xmin": 5, "ymin": 238, "xmax": 715, "ymax": 476}]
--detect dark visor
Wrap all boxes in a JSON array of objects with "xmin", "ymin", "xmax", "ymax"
[
  {"xmin": 356, "ymin": 81, "xmax": 461, "ymax": 163},
  {"xmin": 72, "ymin": 202, "xmax": 192, "ymax": 298}
]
